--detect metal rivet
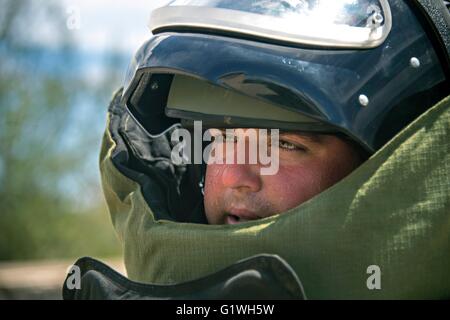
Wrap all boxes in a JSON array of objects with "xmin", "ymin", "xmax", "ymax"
[
  {"xmin": 151, "ymin": 82, "xmax": 159, "ymax": 90},
  {"xmin": 359, "ymin": 94, "xmax": 369, "ymax": 107},
  {"xmin": 370, "ymin": 13, "xmax": 384, "ymax": 28},
  {"xmin": 374, "ymin": 13, "xmax": 384, "ymax": 24},
  {"xmin": 410, "ymin": 57, "xmax": 420, "ymax": 68}
]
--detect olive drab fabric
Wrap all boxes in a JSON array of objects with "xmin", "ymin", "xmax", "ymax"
[{"xmin": 100, "ymin": 90, "xmax": 450, "ymax": 299}]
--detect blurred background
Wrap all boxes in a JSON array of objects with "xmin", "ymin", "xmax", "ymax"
[{"xmin": 0, "ymin": 0, "xmax": 170, "ymax": 299}]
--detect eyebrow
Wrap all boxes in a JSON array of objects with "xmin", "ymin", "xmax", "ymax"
[
  {"xmin": 217, "ymin": 128, "xmax": 325, "ymax": 144},
  {"xmin": 279, "ymin": 130, "xmax": 324, "ymax": 144}
]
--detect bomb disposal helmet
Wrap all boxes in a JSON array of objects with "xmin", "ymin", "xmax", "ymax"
[{"xmin": 123, "ymin": 0, "xmax": 450, "ymax": 153}]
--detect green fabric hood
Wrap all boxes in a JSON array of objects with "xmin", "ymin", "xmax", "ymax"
[{"xmin": 100, "ymin": 90, "xmax": 450, "ymax": 299}]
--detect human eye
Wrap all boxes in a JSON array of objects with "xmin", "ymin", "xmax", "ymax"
[{"xmin": 279, "ymin": 139, "xmax": 307, "ymax": 152}]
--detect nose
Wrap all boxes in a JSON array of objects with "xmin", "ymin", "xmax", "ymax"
[{"xmin": 221, "ymin": 164, "xmax": 262, "ymax": 193}]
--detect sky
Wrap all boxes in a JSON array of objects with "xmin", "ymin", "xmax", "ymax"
[
  {"xmin": 60, "ymin": 0, "xmax": 171, "ymax": 54},
  {"xmin": 30, "ymin": 0, "xmax": 171, "ymax": 208}
]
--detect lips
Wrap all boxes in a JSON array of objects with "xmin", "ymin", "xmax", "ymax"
[{"xmin": 225, "ymin": 207, "xmax": 261, "ymax": 225}]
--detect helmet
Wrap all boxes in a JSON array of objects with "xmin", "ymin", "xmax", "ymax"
[{"xmin": 122, "ymin": 0, "xmax": 450, "ymax": 153}]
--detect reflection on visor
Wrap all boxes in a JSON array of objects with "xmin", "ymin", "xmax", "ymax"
[
  {"xmin": 152, "ymin": 0, "xmax": 392, "ymax": 48},
  {"xmin": 170, "ymin": 0, "xmax": 385, "ymax": 27}
]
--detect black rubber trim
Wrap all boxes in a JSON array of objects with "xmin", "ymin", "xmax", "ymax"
[
  {"xmin": 409, "ymin": 0, "xmax": 450, "ymax": 78},
  {"xmin": 62, "ymin": 255, "xmax": 307, "ymax": 300}
]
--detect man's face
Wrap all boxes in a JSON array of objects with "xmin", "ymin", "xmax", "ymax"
[{"xmin": 204, "ymin": 130, "xmax": 363, "ymax": 225}]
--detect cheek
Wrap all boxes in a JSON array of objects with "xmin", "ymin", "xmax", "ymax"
[
  {"xmin": 267, "ymin": 152, "xmax": 357, "ymax": 212},
  {"xmin": 203, "ymin": 165, "xmax": 225, "ymax": 223},
  {"xmin": 204, "ymin": 164, "xmax": 224, "ymax": 194},
  {"xmin": 261, "ymin": 164, "xmax": 324, "ymax": 212}
]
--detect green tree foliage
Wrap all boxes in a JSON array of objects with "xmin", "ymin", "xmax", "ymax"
[{"xmin": 0, "ymin": 0, "xmax": 122, "ymax": 260}]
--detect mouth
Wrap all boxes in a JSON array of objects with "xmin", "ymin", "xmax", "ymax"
[
  {"xmin": 226, "ymin": 214, "xmax": 245, "ymax": 225},
  {"xmin": 225, "ymin": 208, "xmax": 261, "ymax": 225}
]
